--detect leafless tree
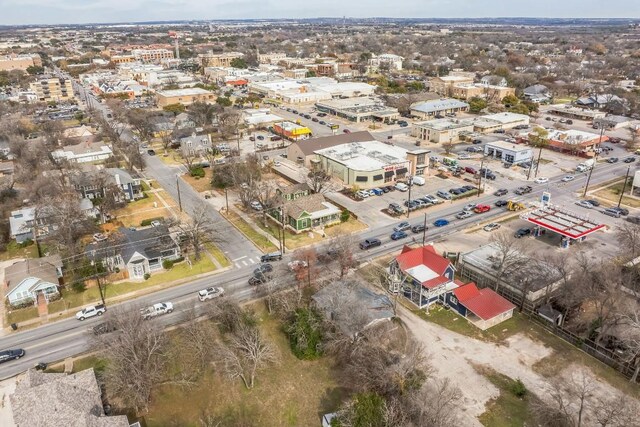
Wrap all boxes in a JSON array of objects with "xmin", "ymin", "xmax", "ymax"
[
  {"xmin": 218, "ymin": 324, "xmax": 278, "ymax": 389},
  {"xmin": 217, "ymin": 108, "xmax": 242, "ymax": 151},
  {"xmin": 174, "ymin": 201, "xmax": 220, "ymax": 261},
  {"xmin": 620, "ymin": 310, "xmax": 640, "ymax": 383},
  {"xmin": 615, "ymin": 222, "xmax": 640, "ymax": 261},
  {"xmin": 326, "ymin": 234, "xmax": 357, "ymax": 278},
  {"xmin": 188, "ymin": 101, "xmax": 219, "ymax": 128},
  {"xmin": 407, "ymin": 378, "xmax": 462, "ymax": 427},
  {"xmin": 627, "ymin": 126, "xmax": 639, "ymax": 152},
  {"xmin": 306, "ymin": 169, "xmax": 334, "ymax": 194},
  {"xmin": 489, "ymin": 230, "xmax": 527, "ymax": 293},
  {"xmin": 96, "ymin": 306, "xmax": 169, "ymax": 414}
]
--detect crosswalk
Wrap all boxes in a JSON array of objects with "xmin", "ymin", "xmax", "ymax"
[{"xmin": 231, "ymin": 256, "xmax": 260, "ymax": 269}]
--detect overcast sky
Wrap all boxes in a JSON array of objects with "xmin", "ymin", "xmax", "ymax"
[{"xmin": 1, "ymin": 0, "xmax": 639, "ymax": 25}]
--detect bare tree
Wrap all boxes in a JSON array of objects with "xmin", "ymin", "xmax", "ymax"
[
  {"xmin": 489, "ymin": 231, "xmax": 527, "ymax": 293},
  {"xmin": 174, "ymin": 201, "xmax": 220, "ymax": 261},
  {"xmin": 627, "ymin": 126, "xmax": 639, "ymax": 152},
  {"xmin": 615, "ymin": 222, "xmax": 640, "ymax": 261},
  {"xmin": 327, "ymin": 234, "xmax": 357, "ymax": 278},
  {"xmin": 620, "ymin": 310, "xmax": 640, "ymax": 383},
  {"xmin": 408, "ymin": 378, "xmax": 462, "ymax": 427},
  {"xmin": 218, "ymin": 324, "xmax": 278, "ymax": 389},
  {"xmin": 96, "ymin": 307, "xmax": 169, "ymax": 414},
  {"xmin": 306, "ymin": 169, "xmax": 333, "ymax": 194}
]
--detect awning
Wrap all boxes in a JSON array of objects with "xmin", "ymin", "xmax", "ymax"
[
  {"xmin": 395, "ymin": 167, "xmax": 408, "ymax": 175},
  {"xmin": 355, "ymin": 176, "xmax": 368, "ymax": 182},
  {"xmin": 384, "ymin": 171, "xmax": 394, "ymax": 178},
  {"xmin": 373, "ymin": 174, "xmax": 383, "ymax": 181}
]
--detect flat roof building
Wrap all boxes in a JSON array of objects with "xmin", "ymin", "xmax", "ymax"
[
  {"xmin": 248, "ymin": 77, "xmax": 376, "ymax": 104},
  {"xmin": 484, "ymin": 140, "xmax": 533, "ymax": 164},
  {"xmin": 273, "ymin": 121, "xmax": 312, "ymax": 141},
  {"xmin": 410, "ymin": 98, "xmax": 469, "ymax": 120},
  {"xmin": 472, "ymin": 112, "xmax": 530, "ymax": 133},
  {"xmin": 412, "ymin": 118, "xmax": 474, "ymax": 144},
  {"xmin": 198, "ymin": 51, "xmax": 244, "ymax": 68},
  {"xmin": 29, "ymin": 77, "xmax": 74, "ymax": 103},
  {"xmin": 315, "ymin": 97, "xmax": 399, "ymax": 123},
  {"xmin": 547, "ymin": 104, "xmax": 606, "ymax": 120},
  {"xmin": 287, "ymin": 131, "xmax": 375, "ymax": 168},
  {"xmin": 156, "ymin": 88, "xmax": 215, "ymax": 107}
]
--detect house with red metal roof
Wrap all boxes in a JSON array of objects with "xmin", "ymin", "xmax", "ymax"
[
  {"xmin": 388, "ymin": 245, "xmax": 457, "ymax": 309},
  {"xmin": 446, "ymin": 282, "xmax": 516, "ymax": 330}
]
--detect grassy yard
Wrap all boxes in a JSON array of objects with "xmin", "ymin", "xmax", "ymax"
[
  {"xmin": 0, "ymin": 241, "xmax": 39, "ymax": 261},
  {"xmin": 9, "ymin": 256, "xmax": 217, "ymax": 323},
  {"xmin": 145, "ymin": 304, "xmax": 345, "ymax": 426},
  {"xmin": 205, "ymin": 243, "xmax": 231, "ymax": 268},
  {"xmin": 182, "ymin": 169, "xmax": 213, "ymax": 193},
  {"xmin": 592, "ymin": 178, "xmax": 640, "ymax": 208},
  {"xmin": 112, "ymin": 189, "xmax": 177, "ymax": 227},
  {"xmin": 475, "ymin": 365, "xmax": 536, "ymax": 427},
  {"xmin": 223, "ymin": 210, "xmax": 278, "ymax": 253},
  {"xmin": 6, "ymin": 306, "xmax": 39, "ymax": 325}
]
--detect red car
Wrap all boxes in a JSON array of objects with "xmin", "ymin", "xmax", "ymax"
[{"xmin": 474, "ymin": 204, "xmax": 491, "ymax": 213}]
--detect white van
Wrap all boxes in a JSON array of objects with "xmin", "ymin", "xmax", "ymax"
[
  {"xmin": 395, "ymin": 182, "xmax": 409, "ymax": 192},
  {"xmin": 411, "ymin": 176, "xmax": 426, "ymax": 186}
]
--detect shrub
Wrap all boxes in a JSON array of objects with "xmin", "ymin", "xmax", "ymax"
[
  {"xmin": 162, "ymin": 259, "xmax": 174, "ymax": 270},
  {"xmin": 18, "ymin": 239, "xmax": 34, "ymax": 248},
  {"xmin": 286, "ymin": 307, "xmax": 324, "ymax": 360},
  {"xmin": 511, "ymin": 378, "xmax": 527, "ymax": 398},
  {"xmin": 340, "ymin": 209, "xmax": 351, "ymax": 223},
  {"xmin": 190, "ymin": 166, "xmax": 205, "ymax": 178},
  {"xmin": 144, "ymin": 273, "xmax": 151, "ymax": 280},
  {"xmin": 71, "ymin": 281, "xmax": 87, "ymax": 293}
]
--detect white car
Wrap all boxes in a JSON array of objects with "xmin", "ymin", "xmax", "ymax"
[
  {"xmin": 198, "ymin": 287, "xmax": 225, "ymax": 302},
  {"xmin": 534, "ymin": 177, "xmax": 549, "ymax": 184},
  {"xmin": 575, "ymin": 200, "xmax": 594, "ymax": 209},
  {"xmin": 456, "ymin": 211, "xmax": 473, "ymax": 220},
  {"xmin": 92, "ymin": 233, "xmax": 107, "ymax": 242},
  {"xmin": 250, "ymin": 201, "xmax": 263, "ymax": 211},
  {"xmin": 483, "ymin": 223, "xmax": 501, "ymax": 232},
  {"xmin": 141, "ymin": 302, "xmax": 174, "ymax": 320},
  {"xmin": 463, "ymin": 203, "xmax": 477, "ymax": 211},
  {"xmin": 561, "ymin": 175, "xmax": 575, "ymax": 182},
  {"xmin": 355, "ymin": 190, "xmax": 369, "ymax": 199},
  {"xmin": 273, "ymin": 161, "xmax": 281, "ymax": 167},
  {"xmin": 76, "ymin": 304, "xmax": 106, "ymax": 321}
]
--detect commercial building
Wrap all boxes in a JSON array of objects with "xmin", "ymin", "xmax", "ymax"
[
  {"xmin": 198, "ymin": 51, "xmax": 244, "ymax": 67},
  {"xmin": 410, "ymin": 98, "xmax": 469, "ymax": 119},
  {"xmin": 131, "ymin": 48, "xmax": 174, "ymax": 63},
  {"xmin": 283, "ymin": 69, "xmax": 308, "ymax": 79},
  {"xmin": 248, "ymin": 77, "xmax": 376, "ymax": 104},
  {"xmin": 547, "ymin": 104, "xmax": 606, "ymax": 121},
  {"xmin": 287, "ymin": 131, "xmax": 375, "ymax": 168},
  {"xmin": 257, "ymin": 52, "xmax": 288, "ymax": 64},
  {"xmin": 273, "ymin": 121, "xmax": 312, "ymax": 141},
  {"xmin": 484, "ymin": 140, "xmax": 533, "ymax": 164},
  {"xmin": 594, "ymin": 115, "xmax": 638, "ymax": 130},
  {"xmin": 314, "ymin": 140, "xmax": 411, "ymax": 189},
  {"xmin": 545, "ymin": 128, "xmax": 608, "ymax": 152},
  {"xmin": 472, "ymin": 112, "xmax": 530, "ymax": 133},
  {"xmin": 29, "ymin": 77, "xmax": 75, "ymax": 103},
  {"xmin": 156, "ymin": 88, "xmax": 215, "ymax": 107},
  {"xmin": 0, "ymin": 53, "xmax": 41, "ymax": 71},
  {"xmin": 368, "ymin": 53, "xmax": 404, "ymax": 71},
  {"xmin": 412, "ymin": 118, "xmax": 474, "ymax": 143},
  {"xmin": 315, "ymin": 97, "xmax": 399, "ymax": 123},
  {"xmin": 51, "ymin": 141, "xmax": 114, "ymax": 163},
  {"xmin": 428, "ymin": 72, "xmax": 475, "ymax": 95},
  {"xmin": 244, "ymin": 108, "xmax": 285, "ymax": 127},
  {"xmin": 450, "ymin": 83, "xmax": 515, "ymax": 101}
]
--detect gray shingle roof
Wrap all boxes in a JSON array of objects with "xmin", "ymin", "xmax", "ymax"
[{"xmin": 4, "ymin": 254, "xmax": 62, "ymax": 294}]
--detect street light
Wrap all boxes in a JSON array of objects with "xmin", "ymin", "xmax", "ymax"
[{"xmin": 583, "ymin": 125, "xmax": 605, "ymax": 197}]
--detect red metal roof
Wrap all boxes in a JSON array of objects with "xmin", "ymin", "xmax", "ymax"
[
  {"xmin": 453, "ymin": 282, "xmax": 480, "ymax": 301},
  {"xmin": 455, "ymin": 284, "xmax": 516, "ymax": 321},
  {"xmin": 422, "ymin": 275, "xmax": 451, "ymax": 290},
  {"xmin": 396, "ymin": 245, "xmax": 451, "ymax": 276}
]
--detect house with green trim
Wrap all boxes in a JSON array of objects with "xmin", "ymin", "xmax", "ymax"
[
  {"xmin": 269, "ymin": 193, "xmax": 341, "ymax": 233},
  {"xmin": 276, "ymin": 183, "xmax": 311, "ymax": 202}
]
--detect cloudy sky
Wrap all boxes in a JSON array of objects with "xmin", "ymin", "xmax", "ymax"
[{"xmin": 1, "ymin": 0, "xmax": 639, "ymax": 25}]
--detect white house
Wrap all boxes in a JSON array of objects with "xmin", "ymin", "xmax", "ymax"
[
  {"xmin": 4, "ymin": 255, "xmax": 63, "ymax": 307},
  {"xmin": 51, "ymin": 141, "xmax": 113, "ymax": 164},
  {"xmin": 368, "ymin": 54, "xmax": 404, "ymax": 71}
]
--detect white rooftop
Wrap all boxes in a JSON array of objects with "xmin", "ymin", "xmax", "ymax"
[
  {"xmin": 481, "ymin": 112, "xmax": 529, "ymax": 124},
  {"xmin": 405, "ymin": 265, "xmax": 439, "ymax": 283},
  {"xmin": 486, "ymin": 140, "xmax": 533, "ymax": 152},
  {"xmin": 156, "ymin": 88, "xmax": 212, "ymax": 97},
  {"xmin": 315, "ymin": 140, "xmax": 408, "ymax": 172}
]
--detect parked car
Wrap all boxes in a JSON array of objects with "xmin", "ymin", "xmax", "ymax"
[
  {"xmin": 411, "ymin": 224, "xmax": 427, "ymax": 233},
  {"xmin": 464, "ymin": 166, "xmax": 477, "ymax": 174},
  {"xmin": 494, "ymin": 189, "xmax": 508, "ymax": 197},
  {"xmin": 261, "ymin": 252, "xmax": 282, "ymax": 262},
  {"xmin": 607, "ymin": 157, "xmax": 619, "ymax": 163},
  {"xmin": 474, "ymin": 204, "xmax": 491, "ymax": 213},
  {"xmin": 388, "ymin": 203, "xmax": 405, "ymax": 214},
  {"xmin": 390, "ymin": 230, "xmax": 408, "ymax": 240},
  {"xmin": 0, "ymin": 349, "xmax": 25, "ymax": 364},
  {"xmin": 360, "ymin": 238, "xmax": 382, "ymax": 250},
  {"xmin": 602, "ymin": 208, "xmax": 621, "ymax": 218},
  {"xmin": 561, "ymin": 175, "xmax": 575, "ymax": 182},
  {"xmin": 394, "ymin": 221, "xmax": 411, "ymax": 232},
  {"xmin": 254, "ymin": 263, "xmax": 273, "ymax": 276},
  {"xmin": 433, "ymin": 218, "xmax": 450, "ymax": 227},
  {"xmin": 514, "ymin": 186, "xmax": 532, "ymax": 195},
  {"xmin": 534, "ymin": 177, "xmax": 549, "ymax": 184},
  {"xmin": 575, "ymin": 200, "xmax": 594, "ymax": 209},
  {"xmin": 147, "ymin": 149, "xmax": 156, "ymax": 155},
  {"xmin": 456, "ymin": 211, "xmax": 472, "ymax": 220},
  {"xmin": 92, "ymin": 233, "xmax": 107, "ymax": 242},
  {"xmin": 483, "ymin": 223, "xmax": 501, "ymax": 232},
  {"xmin": 610, "ymin": 207, "xmax": 629, "ymax": 216},
  {"xmin": 76, "ymin": 304, "xmax": 107, "ymax": 321},
  {"xmin": 370, "ymin": 188, "xmax": 384, "ymax": 196},
  {"xmin": 141, "ymin": 302, "xmax": 174, "ymax": 320},
  {"xmin": 395, "ymin": 183, "xmax": 409, "ymax": 192},
  {"xmin": 514, "ymin": 228, "xmax": 532, "ymax": 238},
  {"xmin": 436, "ymin": 190, "xmax": 452, "ymax": 200},
  {"xmin": 495, "ymin": 200, "xmax": 508, "ymax": 207},
  {"xmin": 249, "ymin": 275, "xmax": 268, "ymax": 286},
  {"xmin": 355, "ymin": 190, "xmax": 369, "ymax": 199},
  {"xmin": 423, "ymin": 195, "xmax": 440, "ymax": 204},
  {"xmin": 585, "ymin": 199, "xmax": 600, "ymax": 207}
]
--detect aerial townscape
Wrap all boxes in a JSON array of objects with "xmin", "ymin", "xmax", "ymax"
[{"xmin": 1, "ymin": 2, "xmax": 640, "ymax": 426}]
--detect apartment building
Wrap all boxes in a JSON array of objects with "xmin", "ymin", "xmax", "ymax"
[
  {"xmin": 368, "ymin": 53, "xmax": 404, "ymax": 71},
  {"xmin": 258, "ymin": 52, "xmax": 287, "ymax": 64},
  {"xmin": 156, "ymin": 88, "xmax": 215, "ymax": 107},
  {"xmin": 131, "ymin": 49, "xmax": 174, "ymax": 63},
  {"xmin": 0, "ymin": 54, "xmax": 42, "ymax": 71},
  {"xmin": 450, "ymin": 83, "xmax": 515, "ymax": 101},
  {"xmin": 429, "ymin": 71, "xmax": 475, "ymax": 95},
  {"xmin": 198, "ymin": 51, "xmax": 244, "ymax": 67},
  {"xmin": 29, "ymin": 77, "xmax": 75, "ymax": 102}
]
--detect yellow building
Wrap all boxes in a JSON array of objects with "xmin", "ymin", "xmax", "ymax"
[
  {"xmin": 198, "ymin": 52, "xmax": 244, "ymax": 67},
  {"xmin": 156, "ymin": 88, "xmax": 215, "ymax": 107},
  {"xmin": 29, "ymin": 77, "xmax": 75, "ymax": 102},
  {"xmin": 131, "ymin": 49, "xmax": 174, "ymax": 63},
  {"xmin": 0, "ymin": 54, "xmax": 42, "ymax": 71},
  {"xmin": 450, "ymin": 84, "xmax": 515, "ymax": 102}
]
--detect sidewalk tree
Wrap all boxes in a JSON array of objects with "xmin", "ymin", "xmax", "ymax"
[
  {"xmin": 174, "ymin": 201, "xmax": 219, "ymax": 261},
  {"xmin": 306, "ymin": 169, "xmax": 332, "ymax": 194}
]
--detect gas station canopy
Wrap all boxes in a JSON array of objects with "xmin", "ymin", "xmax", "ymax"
[{"xmin": 521, "ymin": 204, "xmax": 606, "ymax": 240}]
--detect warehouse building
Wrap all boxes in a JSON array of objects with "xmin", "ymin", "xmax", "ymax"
[
  {"xmin": 410, "ymin": 98, "xmax": 469, "ymax": 120},
  {"xmin": 155, "ymin": 88, "xmax": 215, "ymax": 107},
  {"xmin": 248, "ymin": 77, "xmax": 375, "ymax": 104},
  {"xmin": 484, "ymin": 141, "xmax": 533, "ymax": 164},
  {"xmin": 472, "ymin": 112, "xmax": 529, "ymax": 133}
]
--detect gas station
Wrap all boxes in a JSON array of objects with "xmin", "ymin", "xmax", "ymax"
[{"xmin": 520, "ymin": 192, "xmax": 607, "ymax": 249}]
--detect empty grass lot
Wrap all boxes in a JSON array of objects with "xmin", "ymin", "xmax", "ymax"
[{"xmin": 223, "ymin": 210, "xmax": 278, "ymax": 253}]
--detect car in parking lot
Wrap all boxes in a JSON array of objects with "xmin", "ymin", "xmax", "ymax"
[
  {"xmin": 474, "ymin": 204, "xmax": 491, "ymax": 213},
  {"xmin": 0, "ymin": 349, "xmax": 25, "ymax": 364},
  {"xmin": 483, "ymin": 223, "xmax": 501, "ymax": 232},
  {"xmin": 575, "ymin": 200, "xmax": 594, "ymax": 209},
  {"xmin": 388, "ymin": 203, "xmax": 405, "ymax": 215},
  {"xmin": 423, "ymin": 195, "xmax": 440, "ymax": 204},
  {"xmin": 355, "ymin": 190, "xmax": 370, "ymax": 199},
  {"xmin": 411, "ymin": 224, "xmax": 427, "ymax": 233},
  {"xmin": 370, "ymin": 188, "xmax": 384, "ymax": 196},
  {"xmin": 394, "ymin": 221, "xmax": 411, "ymax": 232},
  {"xmin": 472, "ymin": 139, "xmax": 483, "ymax": 144},
  {"xmin": 514, "ymin": 228, "xmax": 532, "ymax": 238},
  {"xmin": 319, "ymin": 120, "xmax": 326, "ymax": 125},
  {"xmin": 436, "ymin": 190, "xmax": 452, "ymax": 200},
  {"xmin": 390, "ymin": 230, "xmax": 408, "ymax": 240},
  {"xmin": 456, "ymin": 211, "xmax": 472, "ymax": 219},
  {"xmin": 198, "ymin": 287, "xmax": 225, "ymax": 302},
  {"xmin": 534, "ymin": 177, "xmax": 549, "ymax": 184},
  {"xmin": 395, "ymin": 182, "xmax": 409, "ymax": 192},
  {"xmin": 464, "ymin": 166, "xmax": 477, "ymax": 174},
  {"xmin": 494, "ymin": 189, "xmax": 508, "ymax": 197},
  {"xmin": 360, "ymin": 238, "xmax": 382, "ymax": 250},
  {"xmin": 449, "ymin": 188, "xmax": 463, "ymax": 195},
  {"xmin": 433, "ymin": 218, "xmax": 449, "ymax": 227},
  {"xmin": 561, "ymin": 175, "xmax": 575, "ymax": 182},
  {"xmin": 495, "ymin": 200, "xmax": 508, "ymax": 207}
]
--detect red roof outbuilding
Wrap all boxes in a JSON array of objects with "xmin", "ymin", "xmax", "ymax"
[{"xmin": 453, "ymin": 282, "xmax": 516, "ymax": 321}]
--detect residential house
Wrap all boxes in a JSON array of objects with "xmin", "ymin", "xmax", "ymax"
[
  {"xmin": 480, "ymin": 75, "xmax": 508, "ymax": 87},
  {"xmin": 269, "ymin": 193, "xmax": 341, "ymax": 233},
  {"xmin": 388, "ymin": 245, "xmax": 458, "ymax": 309},
  {"xmin": 576, "ymin": 94, "xmax": 624, "ymax": 110},
  {"xmin": 276, "ymin": 183, "xmax": 311, "ymax": 201},
  {"xmin": 312, "ymin": 281, "xmax": 394, "ymax": 337},
  {"xmin": 10, "ymin": 368, "xmax": 130, "ymax": 427},
  {"xmin": 87, "ymin": 226, "xmax": 180, "ymax": 279},
  {"xmin": 523, "ymin": 84, "xmax": 551, "ymax": 103},
  {"xmin": 4, "ymin": 255, "xmax": 63, "ymax": 307},
  {"xmin": 9, "ymin": 207, "xmax": 48, "ymax": 243},
  {"xmin": 73, "ymin": 168, "xmax": 143, "ymax": 202},
  {"xmin": 51, "ymin": 141, "xmax": 113, "ymax": 164},
  {"xmin": 445, "ymin": 282, "xmax": 516, "ymax": 330},
  {"xmin": 180, "ymin": 132, "xmax": 213, "ymax": 157}
]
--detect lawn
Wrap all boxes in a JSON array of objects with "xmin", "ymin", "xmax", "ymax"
[
  {"xmin": 144, "ymin": 304, "xmax": 345, "ymax": 427},
  {"xmin": 112, "ymin": 189, "xmax": 177, "ymax": 227},
  {"xmin": 10, "ymin": 256, "xmax": 218, "ymax": 323},
  {"xmin": 0, "ymin": 240, "xmax": 39, "ymax": 261},
  {"xmin": 182, "ymin": 169, "xmax": 213, "ymax": 193},
  {"xmin": 6, "ymin": 306, "xmax": 39, "ymax": 325},
  {"xmin": 223, "ymin": 210, "xmax": 278, "ymax": 253},
  {"xmin": 475, "ymin": 365, "xmax": 536, "ymax": 427},
  {"xmin": 592, "ymin": 178, "xmax": 640, "ymax": 208},
  {"xmin": 205, "ymin": 243, "xmax": 231, "ymax": 268}
]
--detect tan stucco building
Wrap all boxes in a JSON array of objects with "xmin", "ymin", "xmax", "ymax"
[
  {"xmin": 29, "ymin": 77, "xmax": 74, "ymax": 102},
  {"xmin": 156, "ymin": 88, "xmax": 215, "ymax": 107}
]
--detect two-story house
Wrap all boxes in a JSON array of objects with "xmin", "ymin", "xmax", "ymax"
[
  {"xmin": 73, "ymin": 168, "xmax": 143, "ymax": 203},
  {"xmin": 9, "ymin": 207, "xmax": 50, "ymax": 244}
]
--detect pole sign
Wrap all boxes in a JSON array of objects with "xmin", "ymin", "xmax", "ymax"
[{"xmin": 541, "ymin": 191, "xmax": 551, "ymax": 206}]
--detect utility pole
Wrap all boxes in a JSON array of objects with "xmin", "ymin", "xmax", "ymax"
[
  {"xmin": 421, "ymin": 212, "xmax": 427, "ymax": 246},
  {"xmin": 583, "ymin": 125, "xmax": 605, "ymax": 197},
  {"xmin": 406, "ymin": 176, "xmax": 412, "ymax": 218},
  {"xmin": 477, "ymin": 156, "xmax": 485, "ymax": 198},
  {"xmin": 176, "ymin": 176, "xmax": 183, "ymax": 212},
  {"xmin": 618, "ymin": 165, "xmax": 631, "ymax": 208},
  {"xmin": 280, "ymin": 206, "xmax": 286, "ymax": 254},
  {"xmin": 224, "ymin": 187, "xmax": 229, "ymax": 212}
]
